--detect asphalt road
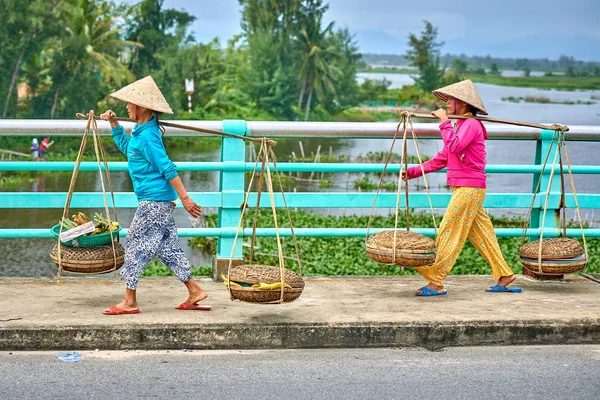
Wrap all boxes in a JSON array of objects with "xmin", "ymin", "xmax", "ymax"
[{"xmin": 1, "ymin": 345, "xmax": 599, "ymax": 399}]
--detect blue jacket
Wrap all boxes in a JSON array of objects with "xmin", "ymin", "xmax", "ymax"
[{"xmin": 112, "ymin": 117, "xmax": 178, "ymax": 202}]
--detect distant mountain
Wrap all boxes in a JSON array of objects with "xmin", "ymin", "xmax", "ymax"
[{"xmin": 354, "ymin": 31, "xmax": 600, "ymax": 62}]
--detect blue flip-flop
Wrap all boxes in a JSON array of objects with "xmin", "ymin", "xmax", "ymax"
[
  {"xmin": 486, "ymin": 284, "xmax": 522, "ymax": 293},
  {"xmin": 415, "ymin": 286, "xmax": 447, "ymax": 297}
]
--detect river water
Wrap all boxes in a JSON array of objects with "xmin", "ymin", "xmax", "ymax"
[{"xmin": 2, "ymin": 74, "xmax": 600, "ymax": 276}]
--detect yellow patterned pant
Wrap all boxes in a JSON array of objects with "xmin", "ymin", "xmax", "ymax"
[{"xmin": 414, "ymin": 187, "xmax": 513, "ymax": 286}]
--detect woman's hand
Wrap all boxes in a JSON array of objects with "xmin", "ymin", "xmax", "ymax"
[
  {"xmin": 100, "ymin": 110, "xmax": 119, "ymax": 128},
  {"xmin": 431, "ymin": 108, "xmax": 449, "ymax": 122},
  {"xmin": 182, "ymin": 196, "xmax": 202, "ymax": 218},
  {"xmin": 401, "ymin": 170, "xmax": 409, "ymax": 181}
]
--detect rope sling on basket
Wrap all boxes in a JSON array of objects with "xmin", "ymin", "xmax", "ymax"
[
  {"xmin": 223, "ymin": 138, "xmax": 304, "ymax": 304},
  {"xmin": 519, "ymin": 127, "xmax": 588, "ymax": 275},
  {"xmin": 365, "ymin": 111, "xmax": 438, "ymax": 267},
  {"xmin": 50, "ymin": 111, "xmax": 123, "ymax": 278}
]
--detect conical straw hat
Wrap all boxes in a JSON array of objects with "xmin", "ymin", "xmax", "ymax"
[
  {"xmin": 110, "ymin": 76, "xmax": 173, "ymax": 114},
  {"xmin": 432, "ymin": 79, "xmax": 488, "ymax": 115}
]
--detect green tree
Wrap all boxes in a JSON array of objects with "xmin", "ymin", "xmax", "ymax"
[
  {"xmin": 238, "ymin": 0, "xmax": 303, "ymax": 119},
  {"xmin": 490, "ymin": 62, "xmax": 500, "ymax": 75},
  {"xmin": 157, "ymin": 38, "xmax": 226, "ymax": 115},
  {"xmin": 326, "ymin": 27, "xmax": 361, "ymax": 109},
  {"xmin": 359, "ymin": 78, "xmax": 390, "ymax": 102},
  {"xmin": 125, "ymin": 0, "xmax": 196, "ymax": 79},
  {"xmin": 451, "ymin": 59, "xmax": 468, "ymax": 77},
  {"xmin": 296, "ymin": 0, "xmax": 340, "ymax": 120},
  {"xmin": 42, "ymin": 0, "xmax": 139, "ymax": 118},
  {"xmin": 406, "ymin": 21, "xmax": 444, "ymax": 92},
  {"xmin": 1, "ymin": 0, "xmax": 66, "ymax": 118}
]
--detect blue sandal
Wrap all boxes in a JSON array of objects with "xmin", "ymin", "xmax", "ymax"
[
  {"xmin": 415, "ymin": 286, "xmax": 447, "ymax": 297},
  {"xmin": 486, "ymin": 284, "xmax": 522, "ymax": 293}
]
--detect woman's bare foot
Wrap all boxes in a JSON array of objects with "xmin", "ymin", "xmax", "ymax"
[
  {"xmin": 415, "ymin": 282, "xmax": 444, "ymax": 295},
  {"xmin": 489, "ymin": 274, "xmax": 516, "ymax": 291},
  {"xmin": 104, "ymin": 288, "xmax": 139, "ymax": 313},
  {"xmin": 184, "ymin": 278, "xmax": 208, "ymax": 304},
  {"xmin": 186, "ymin": 290, "xmax": 208, "ymax": 305}
]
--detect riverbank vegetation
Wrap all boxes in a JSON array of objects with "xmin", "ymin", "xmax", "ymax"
[
  {"xmin": 359, "ymin": 69, "xmax": 600, "ymax": 91},
  {"xmin": 502, "ymin": 96, "xmax": 596, "ymax": 105}
]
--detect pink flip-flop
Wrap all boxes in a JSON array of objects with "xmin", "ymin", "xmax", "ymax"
[{"xmin": 176, "ymin": 301, "xmax": 212, "ymax": 311}]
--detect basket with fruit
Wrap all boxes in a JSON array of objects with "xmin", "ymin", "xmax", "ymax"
[{"xmin": 51, "ymin": 212, "xmax": 121, "ymax": 248}]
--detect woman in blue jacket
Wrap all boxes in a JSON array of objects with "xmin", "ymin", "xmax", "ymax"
[{"xmin": 100, "ymin": 76, "xmax": 209, "ymax": 315}]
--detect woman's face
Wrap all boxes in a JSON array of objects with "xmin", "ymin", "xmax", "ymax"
[
  {"xmin": 126, "ymin": 103, "xmax": 137, "ymax": 120},
  {"xmin": 446, "ymin": 97, "xmax": 468, "ymax": 114}
]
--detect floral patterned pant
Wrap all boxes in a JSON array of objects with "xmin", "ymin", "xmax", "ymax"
[
  {"xmin": 120, "ymin": 201, "xmax": 192, "ymax": 290},
  {"xmin": 414, "ymin": 187, "xmax": 514, "ymax": 286}
]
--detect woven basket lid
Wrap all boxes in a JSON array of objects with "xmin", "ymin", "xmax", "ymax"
[
  {"xmin": 229, "ymin": 264, "xmax": 305, "ymax": 288},
  {"xmin": 366, "ymin": 230, "xmax": 436, "ymax": 252},
  {"xmin": 519, "ymin": 238, "xmax": 584, "ymax": 259},
  {"xmin": 110, "ymin": 76, "xmax": 173, "ymax": 114},
  {"xmin": 432, "ymin": 79, "xmax": 488, "ymax": 116}
]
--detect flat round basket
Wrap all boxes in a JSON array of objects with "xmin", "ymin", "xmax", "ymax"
[
  {"xmin": 520, "ymin": 257, "xmax": 587, "ymax": 275},
  {"xmin": 519, "ymin": 238, "xmax": 584, "ymax": 260},
  {"xmin": 50, "ymin": 243, "xmax": 125, "ymax": 274},
  {"xmin": 365, "ymin": 230, "xmax": 436, "ymax": 267},
  {"xmin": 228, "ymin": 264, "xmax": 304, "ymax": 303},
  {"xmin": 519, "ymin": 238, "xmax": 587, "ymax": 275},
  {"xmin": 51, "ymin": 224, "xmax": 122, "ymax": 248}
]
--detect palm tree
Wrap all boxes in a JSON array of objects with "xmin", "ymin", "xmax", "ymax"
[
  {"xmin": 296, "ymin": 3, "xmax": 341, "ymax": 121},
  {"xmin": 46, "ymin": 0, "xmax": 141, "ymax": 118}
]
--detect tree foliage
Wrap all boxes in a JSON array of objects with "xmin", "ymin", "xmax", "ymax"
[
  {"xmin": 1, "ymin": 0, "xmax": 362, "ymax": 120},
  {"xmin": 406, "ymin": 21, "xmax": 444, "ymax": 92}
]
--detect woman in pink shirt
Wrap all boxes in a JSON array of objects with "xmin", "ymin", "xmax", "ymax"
[{"xmin": 404, "ymin": 80, "xmax": 521, "ymax": 296}]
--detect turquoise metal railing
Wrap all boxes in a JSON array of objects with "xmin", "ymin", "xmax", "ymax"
[{"xmin": 1, "ymin": 119, "xmax": 600, "ymax": 269}]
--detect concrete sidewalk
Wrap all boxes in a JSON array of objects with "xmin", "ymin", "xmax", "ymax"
[{"xmin": 1, "ymin": 275, "xmax": 599, "ymax": 351}]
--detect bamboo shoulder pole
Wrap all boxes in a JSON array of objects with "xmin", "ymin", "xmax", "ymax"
[
  {"xmin": 397, "ymin": 109, "xmax": 569, "ymax": 132},
  {"xmin": 75, "ymin": 113, "xmax": 277, "ymax": 146}
]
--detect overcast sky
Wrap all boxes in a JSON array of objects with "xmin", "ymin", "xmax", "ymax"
[{"xmin": 128, "ymin": 0, "xmax": 600, "ymax": 61}]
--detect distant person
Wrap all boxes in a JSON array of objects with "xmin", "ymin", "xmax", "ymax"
[
  {"xmin": 403, "ymin": 79, "xmax": 521, "ymax": 296},
  {"xmin": 99, "ymin": 75, "xmax": 209, "ymax": 315},
  {"xmin": 30, "ymin": 138, "xmax": 39, "ymax": 160},
  {"xmin": 39, "ymin": 137, "xmax": 54, "ymax": 160}
]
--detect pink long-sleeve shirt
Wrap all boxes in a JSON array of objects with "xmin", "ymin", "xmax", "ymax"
[{"xmin": 406, "ymin": 118, "xmax": 488, "ymax": 188}]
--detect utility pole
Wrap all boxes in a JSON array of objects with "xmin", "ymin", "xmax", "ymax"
[{"xmin": 184, "ymin": 79, "xmax": 194, "ymax": 113}]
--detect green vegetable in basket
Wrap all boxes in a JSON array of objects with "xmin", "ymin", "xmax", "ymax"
[{"xmin": 59, "ymin": 217, "xmax": 78, "ymax": 230}]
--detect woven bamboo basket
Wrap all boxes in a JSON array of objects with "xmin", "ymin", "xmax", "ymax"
[
  {"xmin": 50, "ymin": 243, "xmax": 125, "ymax": 274},
  {"xmin": 228, "ymin": 264, "xmax": 305, "ymax": 303},
  {"xmin": 519, "ymin": 238, "xmax": 587, "ymax": 275},
  {"xmin": 365, "ymin": 230, "xmax": 436, "ymax": 267}
]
